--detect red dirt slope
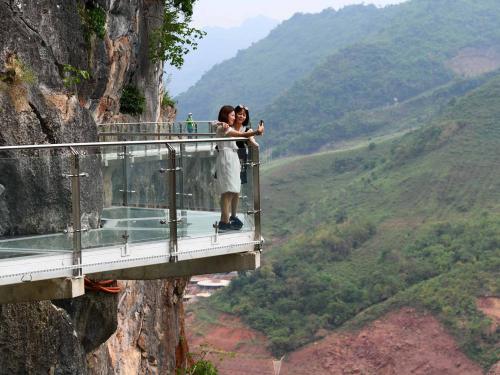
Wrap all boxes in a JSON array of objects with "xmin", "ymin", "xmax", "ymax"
[
  {"xmin": 187, "ymin": 307, "xmax": 487, "ymax": 375},
  {"xmin": 281, "ymin": 307, "xmax": 483, "ymax": 375},
  {"xmin": 186, "ymin": 313, "xmax": 275, "ymax": 374}
]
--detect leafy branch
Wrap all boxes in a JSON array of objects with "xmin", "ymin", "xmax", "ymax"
[
  {"xmin": 149, "ymin": 0, "xmax": 205, "ymax": 68},
  {"xmin": 62, "ymin": 64, "xmax": 90, "ymax": 90},
  {"xmin": 162, "ymin": 90, "xmax": 176, "ymax": 108},
  {"xmin": 120, "ymin": 85, "xmax": 146, "ymax": 115},
  {"xmin": 78, "ymin": 2, "xmax": 107, "ymax": 44}
]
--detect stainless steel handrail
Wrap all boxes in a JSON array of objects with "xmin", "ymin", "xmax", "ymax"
[
  {"xmin": 98, "ymin": 132, "xmax": 216, "ymax": 137},
  {"xmin": 96, "ymin": 121, "xmax": 215, "ymax": 126},
  {"xmin": 0, "ymin": 137, "xmax": 247, "ymax": 151}
]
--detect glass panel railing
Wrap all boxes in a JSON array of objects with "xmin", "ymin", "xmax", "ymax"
[
  {"xmin": 80, "ymin": 145, "xmax": 171, "ymax": 250},
  {"xmin": 176, "ymin": 139, "xmax": 256, "ymax": 239},
  {"xmin": 175, "ymin": 141, "xmax": 218, "ymax": 239},
  {"xmin": 0, "ymin": 150, "xmax": 74, "ymax": 260},
  {"xmin": 241, "ymin": 145, "xmax": 256, "ymax": 232}
]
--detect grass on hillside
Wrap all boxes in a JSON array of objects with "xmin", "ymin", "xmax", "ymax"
[{"xmin": 197, "ymin": 75, "xmax": 500, "ymax": 368}]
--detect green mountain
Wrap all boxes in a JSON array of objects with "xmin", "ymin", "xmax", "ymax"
[
  {"xmin": 204, "ymin": 72, "xmax": 500, "ymax": 368},
  {"xmin": 175, "ymin": 5, "xmax": 395, "ymax": 119},
  {"xmin": 177, "ymin": 0, "xmax": 500, "ymax": 157},
  {"xmin": 263, "ymin": 0, "xmax": 500, "ymax": 155}
]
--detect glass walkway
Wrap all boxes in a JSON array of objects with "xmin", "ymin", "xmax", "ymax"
[{"xmin": 0, "ymin": 137, "xmax": 262, "ymax": 300}]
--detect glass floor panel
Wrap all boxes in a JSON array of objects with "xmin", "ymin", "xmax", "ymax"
[{"xmin": 0, "ymin": 207, "xmax": 250, "ymax": 260}]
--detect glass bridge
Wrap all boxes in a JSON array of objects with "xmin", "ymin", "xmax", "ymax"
[{"xmin": 0, "ymin": 134, "xmax": 262, "ymax": 303}]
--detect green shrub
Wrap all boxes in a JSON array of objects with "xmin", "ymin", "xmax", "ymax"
[
  {"xmin": 188, "ymin": 360, "xmax": 218, "ymax": 375},
  {"xmin": 0, "ymin": 55, "xmax": 36, "ymax": 86},
  {"xmin": 62, "ymin": 64, "xmax": 90, "ymax": 89},
  {"xmin": 162, "ymin": 91, "xmax": 176, "ymax": 108},
  {"xmin": 78, "ymin": 2, "xmax": 106, "ymax": 42},
  {"xmin": 120, "ymin": 85, "xmax": 146, "ymax": 115}
]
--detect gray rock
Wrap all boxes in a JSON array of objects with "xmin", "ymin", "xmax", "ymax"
[
  {"xmin": 0, "ymin": 184, "xmax": 10, "ymax": 236},
  {"xmin": 0, "ymin": 1, "xmax": 102, "ymax": 236},
  {"xmin": 0, "ymin": 1, "xmax": 191, "ymax": 373},
  {"xmin": 53, "ymin": 292, "xmax": 119, "ymax": 353},
  {"xmin": 0, "ymin": 301, "xmax": 87, "ymax": 375}
]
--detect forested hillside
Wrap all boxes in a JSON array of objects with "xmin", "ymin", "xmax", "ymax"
[
  {"xmin": 204, "ymin": 72, "xmax": 500, "ymax": 369},
  {"xmin": 177, "ymin": 0, "xmax": 500, "ymax": 159},
  {"xmin": 175, "ymin": 5, "xmax": 395, "ymax": 119},
  {"xmin": 263, "ymin": 0, "xmax": 500, "ymax": 155}
]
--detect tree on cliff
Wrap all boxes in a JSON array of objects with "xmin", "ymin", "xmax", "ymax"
[{"xmin": 150, "ymin": 0, "xmax": 205, "ymax": 68}]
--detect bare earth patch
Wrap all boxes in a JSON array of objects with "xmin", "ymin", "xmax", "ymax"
[
  {"xmin": 477, "ymin": 297, "xmax": 500, "ymax": 331},
  {"xmin": 186, "ymin": 313, "xmax": 275, "ymax": 374},
  {"xmin": 446, "ymin": 47, "xmax": 500, "ymax": 78},
  {"xmin": 187, "ymin": 307, "xmax": 487, "ymax": 375},
  {"xmin": 281, "ymin": 307, "xmax": 483, "ymax": 375}
]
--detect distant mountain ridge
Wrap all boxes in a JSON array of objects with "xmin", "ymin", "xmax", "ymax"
[
  {"xmin": 165, "ymin": 16, "xmax": 278, "ymax": 97},
  {"xmin": 175, "ymin": 0, "xmax": 500, "ymax": 158},
  {"xmin": 261, "ymin": 0, "xmax": 500, "ymax": 155},
  {"xmin": 175, "ymin": 5, "xmax": 394, "ymax": 119}
]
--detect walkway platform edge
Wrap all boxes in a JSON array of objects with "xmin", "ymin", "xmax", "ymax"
[
  {"xmin": 0, "ymin": 277, "xmax": 85, "ymax": 304},
  {"xmin": 88, "ymin": 251, "xmax": 260, "ymax": 280}
]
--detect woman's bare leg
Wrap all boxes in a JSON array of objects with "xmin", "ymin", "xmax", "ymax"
[
  {"xmin": 231, "ymin": 192, "xmax": 239, "ymax": 218},
  {"xmin": 220, "ymin": 192, "xmax": 232, "ymax": 223}
]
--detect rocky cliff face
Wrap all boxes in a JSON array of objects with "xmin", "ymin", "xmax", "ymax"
[
  {"xmin": 88, "ymin": 279, "xmax": 190, "ymax": 374},
  {"xmin": 0, "ymin": 1, "xmax": 188, "ymax": 373}
]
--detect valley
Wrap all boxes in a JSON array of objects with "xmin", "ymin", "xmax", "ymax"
[{"xmin": 187, "ymin": 72, "xmax": 500, "ymax": 372}]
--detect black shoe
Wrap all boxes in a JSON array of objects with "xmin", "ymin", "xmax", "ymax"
[
  {"xmin": 229, "ymin": 215, "xmax": 244, "ymax": 229},
  {"xmin": 218, "ymin": 221, "xmax": 232, "ymax": 232}
]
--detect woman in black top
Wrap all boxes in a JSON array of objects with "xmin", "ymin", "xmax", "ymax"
[{"xmin": 231, "ymin": 104, "xmax": 260, "ymax": 228}]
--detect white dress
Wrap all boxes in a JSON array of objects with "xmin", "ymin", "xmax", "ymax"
[{"xmin": 215, "ymin": 125, "xmax": 241, "ymax": 194}]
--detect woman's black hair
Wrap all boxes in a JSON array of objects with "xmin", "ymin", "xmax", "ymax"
[
  {"xmin": 234, "ymin": 104, "xmax": 250, "ymax": 127},
  {"xmin": 218, "ymin": 105, "xmax": 235, "ymax": 123}
]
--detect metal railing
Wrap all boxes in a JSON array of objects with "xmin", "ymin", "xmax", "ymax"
[
  {"xmin": 97, "ymin": 121, "xmax": 216, "ymax": 142},
  {"xmin": 0, "ymin": 138, "xmax": 262, "ymax": 280}
]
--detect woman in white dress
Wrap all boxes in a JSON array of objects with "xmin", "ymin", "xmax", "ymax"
[{"xmin": 215, "ymin": 105, "xmax": 264, "ymax": 231}]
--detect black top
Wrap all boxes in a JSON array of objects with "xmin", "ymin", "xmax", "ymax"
[{"xmin": 236, "ymin": 127, "xmax": 250, "ymax": 149}]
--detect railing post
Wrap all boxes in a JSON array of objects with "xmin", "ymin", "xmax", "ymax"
[
  {"xmin": 166, "ymin": 144, "xmax": 178, "ymax": 262},
  {"xmin": 122, "ymin": 145, "xmax": 128, "ymax": 206},
  {"xmin": 179, "ymin": 143, "xmax": 185, "ymax": 210},
  {"xmin": 251, "ymin": 145, "xmax": 262, "ymax": 250},
  {"xmin": 69, "ymin": 147, "xmax": 83, "ymax": 277}
]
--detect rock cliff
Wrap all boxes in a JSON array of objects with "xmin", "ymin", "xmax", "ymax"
[{"xmin": 0, "ymin": 1, "xmax": 188, "ymax": 373}]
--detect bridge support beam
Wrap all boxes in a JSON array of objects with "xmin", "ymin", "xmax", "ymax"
[
  {"xmin": 0, "ymin": 277, "xmax": 85, "ymax": 305},
  {"xmin": 88, "ymin": 251, "xmax": 260, "ymax": 280}
]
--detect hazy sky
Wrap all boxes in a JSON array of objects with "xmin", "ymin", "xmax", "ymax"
[{"xmin": 192, "ymin": 0, "xmax": 407, "ymax": 28}]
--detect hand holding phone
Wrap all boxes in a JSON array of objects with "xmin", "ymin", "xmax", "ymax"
[{"xmin": 257, "ymin": 120, "xmax": 265, "ymax": 136}]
